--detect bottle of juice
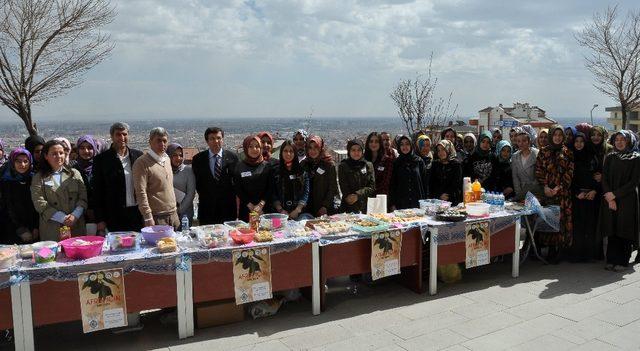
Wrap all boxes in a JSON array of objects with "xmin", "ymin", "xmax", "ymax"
[{"xmin": 472, "ymin": 179, "xmax": 482, "ymax": 202}]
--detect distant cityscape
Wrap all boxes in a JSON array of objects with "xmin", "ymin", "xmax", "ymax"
[{"xmin": 0, "ymin": 116, "xmax": 611, "ymax": 153}]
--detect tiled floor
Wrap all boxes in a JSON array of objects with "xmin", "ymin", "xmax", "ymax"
[{"xmin": 4, "ymin": 256, "xmax": 640, "ymax": 351}]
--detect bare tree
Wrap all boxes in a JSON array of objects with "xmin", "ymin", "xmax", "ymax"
[
  {"xmin": 390, "ymin": 53, "xmax": 458, "ymax": 138},
  {"xmin": 0, "ymin": 0, "xmax": 115, "ymax": 136},
  {"xmin": 576, "ymin": 5, "xmax": 640, "ymax": 130}
]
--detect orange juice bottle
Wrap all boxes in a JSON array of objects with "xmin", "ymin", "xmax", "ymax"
[{"xmin": 472, "ymin": 180, "xmax": 482, "ymax": 202}]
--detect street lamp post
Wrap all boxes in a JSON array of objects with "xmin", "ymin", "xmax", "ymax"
[{"xmin": 590, "ymin": 104, "xmax": 598, "ymax": 125}]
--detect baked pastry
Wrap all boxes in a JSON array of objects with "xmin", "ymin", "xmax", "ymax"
[{"xmin": 156, "ymin": 237, "xmax": 177, "ymax": 253}]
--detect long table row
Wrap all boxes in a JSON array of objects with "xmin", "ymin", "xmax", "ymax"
[{"xmin": 0, "ymin": 211, "xmax": 523, "ymax": 351}]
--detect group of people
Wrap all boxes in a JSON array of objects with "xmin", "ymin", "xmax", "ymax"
[{"xmin": 0, "ymin": 121, "xmax": 639, "ymax": 272}]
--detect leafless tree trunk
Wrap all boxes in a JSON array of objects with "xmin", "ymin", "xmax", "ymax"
[
  {"xmin": 390, "ymin": 53, "xmax": 458, "ymax": 137},
  {"xmin": 576, "ymin": 5, "xmax": 640, "ymax": 130},
  {"xmin": 0, "ymin": 0, "xmax": 115, "ymax": 136}
]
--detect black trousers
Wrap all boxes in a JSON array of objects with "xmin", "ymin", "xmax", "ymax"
[
  {"xmin": 606, "ymin": 236, "xmax": 633, "ymax": 267},
  {"xmin": 107, "ymin": 206, "xmax": 143, "ymax": 232}
]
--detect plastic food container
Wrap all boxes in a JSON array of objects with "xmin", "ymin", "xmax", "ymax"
[
  {"xmin": 466, "ymin": 202, "xmax": 490, "ymax": 218},
  {"xmin": 59, "ymin": 236, "xmax": 104, "ymax": 260},
  {"xmin": 193, "ymin": 225, "xmax": 229, "ymax": 248},
  {"xmin": 260, "ymin": 213, "xmax": 289, "ymax": 231},
  {"xmin": 107, "ymin": 232, "xmax": 140, "ymax": 253},
  {"xmin": 223, "ymin": 220, "xmax": 249, "ymax": 229},
  {"xmin": 229, "ymin": 228, "xmax": 255, "ymax": 245},
  {"xmin": 420, "ymin": 199, "xmax": 452, "ymax": 216},
  {"xmin": 0, "ymin": 246, "xmax": 18, "ymax": 269},
  {"xmin": 141, "ymin": 225, "xmax": 175, "ymax": 245},
  {"xmin": 32, "ymin": 241, "xmax": 59, "ymax": 264}
]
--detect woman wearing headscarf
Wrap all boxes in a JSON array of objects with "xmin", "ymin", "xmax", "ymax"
[
  {"xmin": 511, "ymin": 131, "xmax": 541, "ymax": 202},
  {"xmin": 521, "ymin": 125, "xmax": 538, "ymax": 148},
  {"xmin": 293, "ymin": 129, "xmax": 308, "ymax": 163},
  {"xmin": 599, "ymin": 130, "xmax": 640, "ymax": 271},
  {"xmin": 303, "ymin": 135, "xmax": 338, "ymax": 217},
  {"xmin": 31, "ymin": 140, "xmax": 87, "ymax": 241},
  {"xmin": 575, "ymin": 123, "xmax": 592, "ymax": 137},
  {"xmin": 167, "ymin": 143, "xmax": 196, "ymax": 228},
  {"xmin": 460, "ymin": 133, "xmax": 476, "ymax": 164},
  {"xmin": 464, "ymin": 130, "xmax": 496, "ymax": 189},
  {"xmin": 589, "ymin": 126, "xmax": 612, "ymax": 172},
  {"xmin": 0, "ymin": 139, "xmax": 7, "ymax": 168},
  {"xmin": 338, "ymin": 139, "xmax": 375, "ymax": 213},
  {"xmin": 257, "ymin": 131, "xmax": 277, "ymax": 168},
  {"xmin": 73, "ymin": 135, "xmax": 98, "ymax": 223},
  {"xmin": 569, "ymin": 132, "xmax": 600, "ymax": 262},
  {"xmin": 535, "ymin": 125, "xmax": 574, "ymax": 262},
  {"xmin": 365, "ymin": 132, "xmax": 393, "ymax": 198},
  {"xmin": 430, "ymin": 140, "xmax": 462, "ymax": 205},
  {"xmin": 537, "ymin": 128, "xmax": 549, "ymax": 149},
  {"xmin": 0, "ymin": 148, "xmax": 39, "ymax": 244},
  {"xmin": 564, "ymin": 126, "xmax": 577, "ymax": 150},
  {"xmin": 273, "ymin": 140, "xmax": 311, "ymax": 220},
  {"xmin": 491, "ymin": 140, "xmax": 514, "ymax": 199},
  {"xmin": 491, "ymin": 128, "xmax": 503, "ymax": 149},
  {"xmin": 389, "ymin": 135, "xmax": 428, "ymax": 210},
  {"xmin": 509, "ymin": 127, "xmax": 522, "ymax": 152},
  {"xmin": 440, "ymin": 127, "xmax": 457, "ymax": 144},
  {"xmin": 415, "ymin": 134, "xmax": 433, "ymax": 191},
  {"xmin": 25, "ymin": 135, "xmax": 45, "ymax": 170},
  {"xmin": 53, "ymin": 137, "xmax": 73, "ymax": 166},
  {"xmin": 234, "ymin": 135, "xmax": 273, "ymax": 220}
]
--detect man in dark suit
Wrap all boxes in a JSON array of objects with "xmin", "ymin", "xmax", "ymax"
[
  {"xmin": 92, "ymin": 122, "xmax": 144, "ymax": 233},
  {"xmin": 192, "ymin": 127, "xmax": 239, "ymax": 225}
]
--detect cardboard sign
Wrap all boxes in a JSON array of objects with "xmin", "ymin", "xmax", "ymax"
[
  {"xmin": 233, "ymin": 247, "xmax": 273, "ymax": 305},
  {"xmin": 371, "ymin": 229, "xmax": 402, "ymax": 280},
  {"xmin": 465, "ymin": 221, "xmax": 490, "ymax": 268},
  {"xmin": 78, "ymin": 268, "xmax": 127, "ymax": 333}
]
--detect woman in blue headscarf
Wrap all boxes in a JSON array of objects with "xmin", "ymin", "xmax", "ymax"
[
  {"xmin": 463, "ymin": 130, "xmax": 496, "ymax": 189},
  {"xmin": 73, "ymin": 135, "xmax": 98, "ymax": 223},
  {"xmin": 490, "ymin": 140, "xmax": 514, "ymax": 199},
  {"xmin": 0, "ymin": 148, "xmax": 39, "ymax": 244}
]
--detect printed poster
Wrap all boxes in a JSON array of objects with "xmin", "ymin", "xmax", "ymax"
[
  {"xmin": 77, "ymin": 268, "xmax": 127, "ymax": 333},
  {"xmin": 233, "ymin": 246, "xmax": 273, "ymax": 305},
  {"xmin": 371, "ymin": 229, "xmax": 402, "ymax": 280},
  {"xmin": 465, "ymin": 221, "xmax": 490, "ymax": 268}
]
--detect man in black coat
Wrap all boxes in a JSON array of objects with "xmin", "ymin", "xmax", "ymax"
[
  {"xmin": 192, "ymin": 127, "xmax": 238, "ymax": 225},
  {"xmin": 92, "ymin": 122, "xmax": 144, "ymax": 233}
]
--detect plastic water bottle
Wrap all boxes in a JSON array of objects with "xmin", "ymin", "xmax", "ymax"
[
  {"xmin": 181, "ymin": 215, "xmax": 190, "ymax": 233},
  {"xmin": 498, "ymin": 193, "xmax": 505, "ymax": 209}
]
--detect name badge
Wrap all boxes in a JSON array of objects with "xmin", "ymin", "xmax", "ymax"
[
  {"xmin": 316, "ymin": 168, "xmax": 325, "ymax": 175},
  {"xmin": 377, "ymin": 166, "xmax": 385, "ymax": 172},
  {"xmin": 44, "ymin": 180, "xmax": 55, "ymax": 187},
  {"xmin": 289, "ymin": 174, "xmax": 297, "ymax": 180},
  {"xmin": 241, "ymin": 171, "xmax": 252, "ymax": 178},
  {"xmin": 361, "ymin": 167, "xmax": 367, "ymax": 174}
]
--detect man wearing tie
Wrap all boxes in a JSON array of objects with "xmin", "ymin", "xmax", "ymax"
[{"xmin": 192, "ymin": 127, "xmax": 239, "ymax": 224}]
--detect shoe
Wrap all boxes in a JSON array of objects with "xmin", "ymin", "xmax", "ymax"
[
  {"xmin": 604, "ymin": 264, "xmax": 614, "ymax": 271},
  {"xmin": 613, "ymin": 265, "xmax": 628, "ymax": 272}
]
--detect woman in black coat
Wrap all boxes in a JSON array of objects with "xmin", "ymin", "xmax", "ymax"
[
  {"xmin": 338, "ymin": 139, "xmax": 375, "ymax": 213},
  {"xmin": 464, "ymin": 131, "xmax": 496, "ymax": 190},
  {"xmin": 430, "ymin": 140, "xmax": 462, "ymax": 205},
  {"xmin": 390, "ymin": 135, "xmax": 428, "ymax": 210},
  {"xmin": 490, "ymin": 140, "xmax": 514, "ymax": 199},
  {"xmin": 599, "ymin": 130, "xmax": 640, "ymax": 271},
  {"xmin": 569, "ymin": 132, "xmax": 601, "ymax": 262},
  {"xmin": 234, "ymin": 135, "xmax": 273, "ymax": 221},
  {"xmin": 0, "ymin": 148, "xmax": 38, "ymax": 244},
  {"xmin": 273, "ymin": 140, "xmax": 311, "ymax": 220}
]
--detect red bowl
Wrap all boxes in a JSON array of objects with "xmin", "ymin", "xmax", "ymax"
[{"xmin": 230, "ymin": 228, "xmax": 255, "ymax": 244}]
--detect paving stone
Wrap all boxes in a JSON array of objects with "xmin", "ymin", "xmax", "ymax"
[
  {"xmin": 279, "ymin": 324, "xmax": 354, "ymax": 350},
  {"xmin": 397, "ymin": 328, "xmax": 469, "ymax": 351},
  {"xmin": 569, "ymin": 339, "xmax": 621, "ymax": 350},
  {"xmin": 311, "ymin": 330, "xmax": 403, "ymax": 351},
  {"xmin": 453, "ymin": 312, "xmax": 523, "ymax": 339},
  {"xmin": 552, "ymin": 297, "xmax": 620, "ymax": 322},
  {"xmin": 515, "ymin": 334, "xmax": 577, "ymax": 351},
  {"xmin": 550, "ymin": 317, "xmax": 619, "ymax": 345},
  {"xmin": 597, "ymin": 322, "xmax": 640, "ymax": 349},
  {"xmin": 386, "ymin": 311, "xmax": 469, "ymax": 340}
]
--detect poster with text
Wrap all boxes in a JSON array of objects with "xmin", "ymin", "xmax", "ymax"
[
  {"xmin": 371, "ymin": 229, "xmax": 402, "ymax": 280},
  {"xmin": 233, "ymin": 246, "xmax": 273, "ymax": 305},
  {"xmin": 465, "ymin": 221, "xmax": 490, "ymax": 268},
  {"xmin": 77, "ymin": 268, "xmax": 127, "ymax": 333}
]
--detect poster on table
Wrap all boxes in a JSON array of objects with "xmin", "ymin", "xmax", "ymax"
[
  {"xmin": 77, "ymin": 268, "xmax": 127, "ymax": 333},
  {"xmin": 233, "ymin": 246, "xmax": 273, "ymax": 305},
  {"xmin": 465, "ymin": 221, "xmax": 491, "ymax": 268},
  {"xmin": 371, "ymin": 229, "xmax": 402, "ymax": 280}
]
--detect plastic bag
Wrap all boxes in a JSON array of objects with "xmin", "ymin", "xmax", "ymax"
[{"xmin": 437, "ymin": 264, "xmax": 462, "ymax": 283}]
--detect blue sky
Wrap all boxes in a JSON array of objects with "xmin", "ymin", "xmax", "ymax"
[{"xmin": 2, "ymin": 0, "xmax": 638, "ymax": 122}]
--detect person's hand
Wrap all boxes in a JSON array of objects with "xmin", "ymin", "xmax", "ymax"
[
  {"xmin": 317, "ymin": 207, "xmax": 327, "ymax": 217},
  {"xmin": 576, "ymin": 192, "xmax": 586, "ymax": 200},
  {"xmin": 594, "ymin": 172, "xmax": 602, "ymax": 182},
  {"xmin": 440, "ymin": 193, "xmax": 450, "ymax": 201},
  {"xmin": 63, "ymin": 214, "xmax": 76, "ymax": 227},
  {"xmin": 504, "ymin": 187, "xmax": 514, "ymax": 196},
  {"xmin": 19, "ymin": 231, "xmax": 32, "ymax": 243},
  {"xmin": 608, "ymin": 200, "xmax": 617, "ymax": 211},
  {"xmin": 604, "ymin": 192, "xmax": 616, "ymax": 202},
  {"xmin": 346, "ymin": 194, "xmax": 358, "ymax": 205},
  {"xmin": 144, "ymin": 218, "xmax": 155, "ymax": 227},
  {"xmin": 247, "ymin": 203, "xmax": 255, "ymax": 211},
  {"xmin": 289, "ymin": 208, "xmax": 301, "ymax": 219},
  {"xmin": 544, "ymin": 186, "xmax": 554, "ymax": 197},
  {"xmin": 586, "ymin": 190, "xmax": 597, "ymax": 201}
]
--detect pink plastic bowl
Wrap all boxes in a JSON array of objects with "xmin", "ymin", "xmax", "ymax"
[{"xmin": 59, "ymin": 236, "xmax": 104, "ymax": 260}]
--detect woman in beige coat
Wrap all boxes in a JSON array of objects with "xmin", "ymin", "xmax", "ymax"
[{"xmin": 31, "ymin": 140, "xmax": 88, "ymax": 241}]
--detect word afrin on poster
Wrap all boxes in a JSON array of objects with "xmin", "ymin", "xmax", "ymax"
[
  {"xmin": 233, "ymin": 247, "xmax": 273, "ymax": 305},
  {"xmin": 77, "ymin": 268, "xmax": 127, "ymax": 333},
  {"xmin": 465, "ymin": 221, "xmax": 490, "ymax": 268},
  {"xmin": 371, "ymin": 229, "xmax": 402, "ymax": 280}
]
